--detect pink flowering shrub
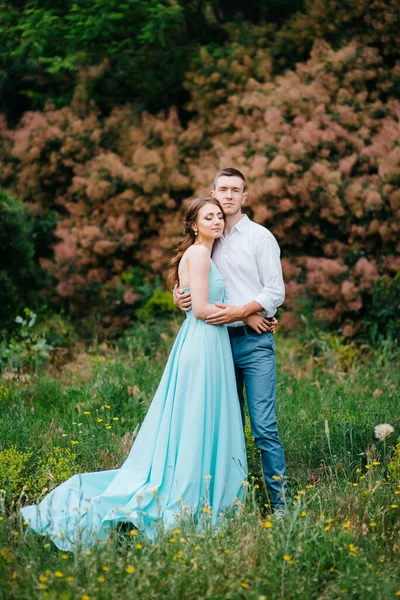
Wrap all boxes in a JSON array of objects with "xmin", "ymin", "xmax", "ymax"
[
  {"xmin": 179, "ymin": 41, "xmax": 400, "ymax": 335},
  {"xmin": 0, "ymin": 33, "xmax": 399, "ymax": 336}
]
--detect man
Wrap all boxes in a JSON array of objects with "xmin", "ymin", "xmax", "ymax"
[{"xmin": 175, "ymin": 167, "xmax": 289, "ymax": 513}]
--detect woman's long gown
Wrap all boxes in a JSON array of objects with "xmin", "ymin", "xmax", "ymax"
[{"xmin": 22, "ymin": 260, "xmax": 247, "ymax": 551}]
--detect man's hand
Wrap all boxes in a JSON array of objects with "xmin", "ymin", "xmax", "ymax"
[
  {"xmin": 174, "ymin": 288, "xmax": 192, "ymax": 312},
  {"xmin": 205, "ymin": 303, "xmax": 244, "ymax": 325},
  {"xmin": 245, "ymin": 314, "xmax": 278, "ymax": 334}
]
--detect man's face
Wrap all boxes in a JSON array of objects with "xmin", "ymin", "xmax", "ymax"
[{"xmin": 211, "ymin": 175, "xmax": 247, "ymax": 217}]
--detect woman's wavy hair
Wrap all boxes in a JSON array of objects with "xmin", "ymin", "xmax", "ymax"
[{"xmin": 167, "ymin": 197, "xmax": 223, "ymax": 290}]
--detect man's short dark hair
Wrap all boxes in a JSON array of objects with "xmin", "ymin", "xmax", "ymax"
[{"xmin": 214, "ymin": 167, "xmax": 247, "ymax": 192}]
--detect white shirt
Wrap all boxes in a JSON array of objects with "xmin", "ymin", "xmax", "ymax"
[{"xmin": 212, "ymin": 215, "xmax": 285, "ymax": 326}]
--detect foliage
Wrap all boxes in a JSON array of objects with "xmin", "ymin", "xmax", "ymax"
[
  {"xmin": 136, "ymin": 290, "xmax": 177, "ymax": 321},
  {"xmin": 0, "ymin": 445, "xmax": 78, "ymax": 505},
  {"xmin": 0, "ymin": 309, "xmax": 54, "ymax": 372},
  {"xmin": 0, "ymin": 190, "xmax": 38, "ymax": 331},
  {"xmin": 388, "ymin": 438, "xmax": 400, "ymax": 481},
  {"xmin": 0, "ymin": 447, "xmax": 32, "ymax": 500},
  {"xmin": 0, "ymin": 0, "xmax": 187, "ymax": 118},
  {"xmin": 359, "ymin": 273, "xmax": 400, "ymax": 342},
  {"xmin": 271, "ymin": 0, "xmax": 400, "ymax": 74},
  {"xmin": 0, "ymin": 1, "xmax": 306, "ymax": 123}
]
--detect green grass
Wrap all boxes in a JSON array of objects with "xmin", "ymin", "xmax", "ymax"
[{"xmin": 0, "ymin": 321, "xmax": 399, "ymax": 599}]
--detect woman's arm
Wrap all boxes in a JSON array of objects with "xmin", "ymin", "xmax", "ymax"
[{"xmin": 187, "ymin": 246, "xmax": 224, "ymax": 321}]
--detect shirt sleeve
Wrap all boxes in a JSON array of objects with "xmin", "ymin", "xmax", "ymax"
[{"xmin": 254, "ymin": 232, "xmax": 285, "ymax": 317}]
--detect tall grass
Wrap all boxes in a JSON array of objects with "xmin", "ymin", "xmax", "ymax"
[{"xmin": 0, "ymin": 322, "xmax": 399, "ymax": 599}]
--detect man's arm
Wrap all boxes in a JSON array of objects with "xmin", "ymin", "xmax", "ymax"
[
  {"xmin": 253, "ymin": 233, "xmax": 285, "ymax": 317},
  {"xmin": 173, "ymin": 287, "xmax": 192, "ymax": 311}
]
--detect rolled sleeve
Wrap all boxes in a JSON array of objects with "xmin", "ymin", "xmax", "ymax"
[{"xmin": 254, "ymin": 234, "xmax": 285, "ymax": 317}]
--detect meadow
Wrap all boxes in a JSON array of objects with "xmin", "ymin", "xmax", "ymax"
[{"xmin": 0, "ymin": 318, "xmax": 399, "ymax": 600}]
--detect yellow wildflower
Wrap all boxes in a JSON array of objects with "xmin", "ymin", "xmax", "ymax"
[
  {"xmin": 129, "ymin": 530, "xmax": 138, "ymax": 537},
  {"xmin": 136, "ymin": 543, "xmax": 143, "ymax": 549},
  {"xmin": 97, "ymin": 576, "xmax": 105, "ymax": 583},
  {"xmin": 125, "ymin": 565, "xmax": 135, "ymax": 574},
  {"xmin": 240, "ymin": 582, "xmax": 249, "ymax": 589},
  {"xmin": 54, "ymin": 571, "xmax": 64, "ymax": 578},
  {"xmin": 264, "ymin": 521, "xmax": 273, "ymax": 528}
]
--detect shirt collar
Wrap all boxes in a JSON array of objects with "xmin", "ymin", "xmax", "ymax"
[{"xmin": 230, "ymin": 214, "xmax": 249, "ymax": 235}]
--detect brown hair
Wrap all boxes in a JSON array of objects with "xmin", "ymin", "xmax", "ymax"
[
  {"xmin": 213, "ymin": 167, "xmax": 247, "ymax": 192},
  {"xmin": 167, "ymin": 197, "xmax": 223, "ymax": 290}
]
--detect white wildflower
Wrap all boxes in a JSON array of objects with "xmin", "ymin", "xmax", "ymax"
[{"xmin": 374, "ymin": 423, "xmax": 394, "ymax": 441}]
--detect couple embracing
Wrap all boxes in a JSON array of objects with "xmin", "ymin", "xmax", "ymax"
[{"xmin": 22, "ymin": 168, "xmax": 289, "ymax": 551}]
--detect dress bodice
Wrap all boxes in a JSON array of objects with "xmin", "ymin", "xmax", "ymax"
[{"xmin": 183, "ymin": 260, "xmax": 225, "ymax": 318}]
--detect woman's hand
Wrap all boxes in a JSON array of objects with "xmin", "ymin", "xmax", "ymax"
[
  {"xmin": 173, "ymin": 288, "xmax": 192, "ymax": 311},
  {"xmin": 244, "ymin": 315, "xmax": 278, "ymax": 334}
]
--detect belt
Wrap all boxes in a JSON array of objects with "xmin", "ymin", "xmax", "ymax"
[{"xmin": 228, "ymin": 325, "xmax": 259, "ymax": 338}]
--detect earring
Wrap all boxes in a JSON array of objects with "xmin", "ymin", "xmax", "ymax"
[{"xmin": 194, "ymin": 231, "xmax": 198, "ymax": 236}]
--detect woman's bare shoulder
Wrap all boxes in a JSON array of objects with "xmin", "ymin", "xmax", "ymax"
[{"xmin": 183, "ymin": 245, "xmax": 211, "ymax": 262}]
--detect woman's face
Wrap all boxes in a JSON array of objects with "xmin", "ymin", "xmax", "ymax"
[{"xmin": 194, "ymin": 203, "xmax": 224, "ymax": 240}]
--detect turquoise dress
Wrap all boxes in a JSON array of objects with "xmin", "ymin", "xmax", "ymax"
[{"xmin": 22, "ymin": 260, "xmax": 247, "ymax": 551}]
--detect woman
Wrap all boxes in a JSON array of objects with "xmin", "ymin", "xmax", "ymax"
[{"xmin": 22, "ymin": 198, "xmax": 247, "ymax": 551}]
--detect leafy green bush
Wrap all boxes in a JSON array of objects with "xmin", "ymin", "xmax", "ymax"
[
  {"xmin": 360, "ymin": 274, "xmax": 400, "ymax": 344},
  {"xmin": 136, "ymin": 290, "xmax": 177, "ymax": 321},
  {"xmin": 0, "ymin": 447, "xmax": 32, "ymax": 501},
  {"xmin": 0, "ymin": 309, "xmax": 54, "ymax": 372},
  {"xmin": 31, "ymin": 446, "xmax": 79, "ymax": 499},
  {"xmin": 0, "ymin": 190, "xmax": 37, "ymax": 331},
  {"xmin": 0, "ymin": 445, "xmax": 79, "ymax": 504}
]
